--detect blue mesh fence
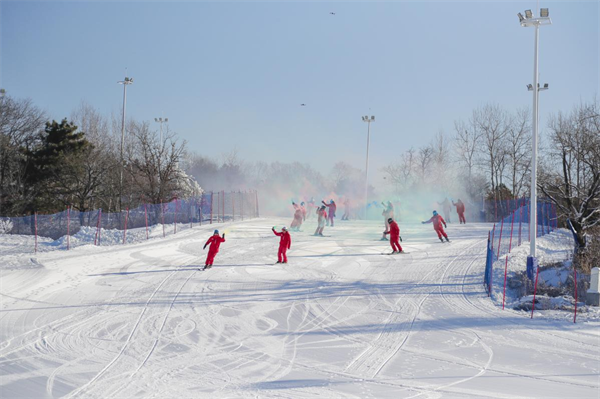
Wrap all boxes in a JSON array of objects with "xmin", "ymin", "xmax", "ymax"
[
  {"xmin": 0, "ymin": 190, "xmax": 259, "ymax": 250},
  {"xmin": 484, "ymin": 199, "xmax": 557, "ymax": 296}
]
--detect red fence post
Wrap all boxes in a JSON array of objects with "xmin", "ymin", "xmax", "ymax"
[
  {"xmin": 200, "ymin": 194, "xmax": 203, "ymax": 226},
  {"xmin": 145, "ymin": 203, "xmax": 149, "ymax": 240},
  {"xmin": 94, "ymin": 209, "xmax": 102, "ymax": 246},
  {"xmin": 174, "ymin": 199, "xmax": 178, "ymax": 234},
  {"xmin": 34, "ymin": 212, "xmax": 38, "ymax": 253},
  {"xmin": 67, "ymin": 205, "xmax": 71, "ymax": 250},
  {"xmin": 222, "ymin": 190, "xmax": 225, "ymax": 222},
  {"xmin": 210, "ymin": 191, "xmax": 214, "ymax": 224},
  {"xmin": 502, "ymin": 211, "xmax": 516, "ymax": 310},
  {"xmin": 573, "ymin": 268, "xmax": 578, "ymax": 323},
  {"xmin": 531, "ymin": 263, "xmax": 541, "ymax": 319},
  {"xmin": 161, "ymin": 202, "xmax": 165, "ymax": 238},
  {"xmin": 256, "ymin": 190, "xmax": 259, "ymax": 218},
  {"xmin": 123, "ymin": 208, "xmax": 129, "ymax": 244},
  {"xmin": 216, "ymin": 191, "xmax": 220, "ymax": 223},
  {"xmin": 496, "ymin": 217, "xmax": 504, "ymax": 260},
  {"xmin": 518, "ymin": 198, "xmax": 523, "ymax": 247}
]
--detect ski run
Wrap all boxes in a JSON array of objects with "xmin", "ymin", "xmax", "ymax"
[{"xmin": 1, "ymin": 218, "xmax": 599, "ymax": 398}]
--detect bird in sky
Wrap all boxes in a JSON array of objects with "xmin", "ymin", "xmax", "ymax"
[
  {"xmin": 330, "ymin": 12, "xmax": 336, "ymax": 15},
  {"xmin": 300, "ymin": 104, "xmax": 306, "ymax": 106}
]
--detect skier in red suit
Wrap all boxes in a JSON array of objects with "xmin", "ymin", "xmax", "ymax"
[
  {"xmin": 383, "ymin": 218, "xmax": 404, "ymax": 253},
  {"xmin": 203, "ymin": 230, "xmax": 226, "ymax": 269},
  {"xmin": 322, "ymin": 199, "xmax": 337, "ymax": 227},
  {"xmin": 290, "ymin": 202, "xmax": 303, "ymax": 231},
  {"xmin": 300, "ymin": 202, "xmax": 307, "ymax": 221},
  {"xmin": 422, "ymin": 211, "xmax": 450, "ymax": 242},
  {"xmin": 453, "ymin": 199, "xmax": 466, "ymax": 224},
  {"xmin": 272, "ymin": 226, "xmax": 292, "ymax": 263}
]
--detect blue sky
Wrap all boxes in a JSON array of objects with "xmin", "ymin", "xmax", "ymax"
[{"xmin": 1, "ymin": 1, "xmax": 598, "ymax": 180}]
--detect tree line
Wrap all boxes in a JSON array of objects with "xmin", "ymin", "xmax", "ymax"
[
  {"xmin": 0, "ymin": 98, "xmax": 199, "ymax": 217},
  {"xmin": 381, "ymin": 99, "xmax": 600, "ymax": 251}
]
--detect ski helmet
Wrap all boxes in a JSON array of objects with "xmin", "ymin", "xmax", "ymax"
[
  {"xmin": 433, "ymin": 211, "xmax": 438, "ymax": 216},
  {"xmin": 388, "ymin": 218, "xmax": 393, "ymax": 223},
  {"xmin": 301, "ymin": 201, "xmax": 305, "ymax": 206},
  {"xmin": 214, "ymin": 229, "xmax": 219, "ymax": 234},
  {"xmin": 330, "ymin": 199, "xmax": 334, "ymax": 204},
  {"xmin": 282, "ymin": 226, "xmax": 288, "ymax": 231}
]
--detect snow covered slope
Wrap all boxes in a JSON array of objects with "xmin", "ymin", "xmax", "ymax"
[{"xmin": 1, "ymin": 219, "xmax": 598, "ymax": 398}]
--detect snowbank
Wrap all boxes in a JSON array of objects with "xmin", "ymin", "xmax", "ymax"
[{"xmin": 488, "ymin": 229, "xmax": 600, "ymax": 321}]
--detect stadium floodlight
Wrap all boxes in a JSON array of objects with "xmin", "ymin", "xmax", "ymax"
[
  {"xmin": 362, "ymin": 115, "xmax": 375, "ymax": 219},
  {"xmin": 154, "ymin": 117, "xmax": 168, "ymax": 143},
  {"xmin": 117, "ymin": 76, "xmax": 134, "ymax": 212},
  {"xmin": 518, "ymin": 13, "xmax": 525, "ymax": 23},
  {"xmin": 518, "ymin": 7, "xmax": 551, "ymax": 270},
  {"xmin": 0, "ymin": 88, "xmax": 5, "ymax": 97}
]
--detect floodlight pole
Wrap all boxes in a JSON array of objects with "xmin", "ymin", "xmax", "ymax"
[
  {"xmin": 118, "ymin": 76, "xmax": 133, "ymax": 212},
  {"xmin": 362, "ymin": 116, "xmax": 375, "ymax": 219},
  {"xmin": 519, "ymin": 9, "xmax": 551, "ymax": 273},
  {"xmin": 530, "ymin": 22, "xmax": 540, "ymax": 258}
]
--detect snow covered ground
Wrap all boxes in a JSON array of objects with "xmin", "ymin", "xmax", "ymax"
[{"xmin": 1, "ymin": 218, "xmax": 599, "ymax": 398}]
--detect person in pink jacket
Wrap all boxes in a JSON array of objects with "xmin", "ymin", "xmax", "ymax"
[
  {"xmin": 272, "ymin": 226, "xmax": 291, "ymax": 263},
  {"xmin": 322, "ymin": 199, "xmax": 337, "ymax": 227},
  {"xmin": 203, "ymin": 230, "xmax": 226, "ymax": 269},
  {"xmin": 383, "ymin": 218, "xmax": 404, "ymax": 253},
  {"xmin": 422, "ymin": 211, "xmax": 450, "ymax": 243}
]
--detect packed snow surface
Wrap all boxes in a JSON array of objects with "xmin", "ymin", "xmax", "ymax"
[{"xmin": 1, "ymin": 219, "xmax": 599, "ymax": 398}]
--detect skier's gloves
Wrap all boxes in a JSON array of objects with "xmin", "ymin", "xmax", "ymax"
[
  {"xmin": 203, "ymin": 245, "xmax": 207, "ymax": 250},
  {"xmin": 222, "ymin": 233, "xmax": 225, "ymax": 238},
  {"xmin": 444, "ymin": 224, "xmax": 447, "ymax": 228},
  {"xmin": 399, "ymin": 236, "xmax": 403, "ymax": 242}
]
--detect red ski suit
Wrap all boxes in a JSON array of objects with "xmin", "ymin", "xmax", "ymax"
[
  {"xmin": 323, "ymin": 201, "xmax": 336, "ymax": 226},
  {"xmin": 204, "ymin": 235, "xmax": 225, "ymax": 266},
  {"xmin": 384, "ymin": 220, "xmax": 403, "ymax": 252},
  {"xmin": 291, "ymin": 203, "xmax": 303, "ymax": 229},
  {"xmin": 425, "ymin": 215, "xmax": 448, "ymax": 239},
  {"xmin": 453, "ymin": 201, "xmax": 466, "ymax": 224},
  {"xmin": 273, "ymin": 229, "xmax": 291, "ymax": 263}
]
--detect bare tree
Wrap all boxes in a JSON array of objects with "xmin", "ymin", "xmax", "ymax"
[
  {"xmin": 0, "ymin": 96, "xmax": 46, "ymax": 215},
  {"xmin": 540, "ymin": 100, "xmax": 600, "ymax": 248},
  {"xmin": 126, "ymin": 122, "xmax": 187, "ymax": 205},
  {"xmin": 454, "ymin": 118, "xmax": 483, "ymax": 198},
  {"xmin": 505, "ymin": 107, "xmax": 531, "ymax": 198},
  {"xmin": 474, "ymin": 104, "xmax": 510, "ymax": 198}
]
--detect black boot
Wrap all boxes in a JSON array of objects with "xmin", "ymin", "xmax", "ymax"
[
  {"xmin": 439, "ymin": 237, "xmax": 444, "ymax": 243},
  {"xmin": 445, "ymin": 237, "xmax": 450, "ymax": 242}
]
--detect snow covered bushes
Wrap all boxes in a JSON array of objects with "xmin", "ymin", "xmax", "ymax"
[
  {"xmin": 0, "ymin": 218, "xmax": 13, "ymax": 234},
  {"xmin": 574, "ymin": 227, "xmax": 600, "ymax": 275}
]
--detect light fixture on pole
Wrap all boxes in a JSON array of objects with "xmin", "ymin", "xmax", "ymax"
[
  {"xmin": 117, "ymin": 76, "xmax": 133, "ymax": 212},
  {"xmin": 362, "ymin": 115, "xmax": 375, "ymax": 219},
  {"xmin": 154, "ymin": 117, "xmax": 168, "ymax": 143},
  {"xmin": 518, "ymin": 7, "xmax": 551, "ymax": 276},
  {"xmin": 0, "ymin": 89, "xmax": 5, "ymax": 105}
]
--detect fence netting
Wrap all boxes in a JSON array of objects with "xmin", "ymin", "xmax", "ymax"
[
  {"xmin": 483, "ymin": 199, "xmax": 557, "ymax": 296},
  {"xmin": 1, "ymin": 190, "xmax": 259, "ymax": 251}
]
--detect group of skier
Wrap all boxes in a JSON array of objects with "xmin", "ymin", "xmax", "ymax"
[{"xmin": 201, "ymin": 196, "xmax": 468, "ymax": 269}]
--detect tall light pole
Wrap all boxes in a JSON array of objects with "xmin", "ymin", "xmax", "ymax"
[
  {"xmin": 117, "ymin": 76, "xmax": 133, "ymax": 211},
  {"xmin": 154, "ymin": 117, "xmax": 168, "ymax": 196},
  {"xmin": 362, "ymin": 115, "xmax": 375, "ymax": 219},
  {"xmin": 518, "ymin": 8, "xmax": 551, "ymax": 271},
  {"xmin": 154, "ymin": 117, "xmax": 168, "ymax": 143}
]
